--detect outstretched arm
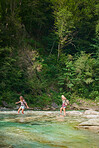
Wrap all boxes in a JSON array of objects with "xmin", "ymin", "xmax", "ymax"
[{"xmin": 15, "ymin": 101, "xmax": 20, "ymax": 104}]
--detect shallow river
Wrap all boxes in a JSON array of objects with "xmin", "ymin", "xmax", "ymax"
[{"xmin": 0, "ymin": 111, "xmax": 99, "ymax": 148}]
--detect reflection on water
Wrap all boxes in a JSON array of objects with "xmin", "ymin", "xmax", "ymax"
[{"xmin": 0, "ymin": 111, "xmax": 99, "ymax": 148}]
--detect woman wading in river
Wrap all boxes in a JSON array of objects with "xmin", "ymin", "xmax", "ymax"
[
  {"xmin": 60, "ymin": 95, "xmax": 69, "ymax": 116},
  {"xmin": 15, "ymin": 96, "xmax": 29, "ymax": 114}
]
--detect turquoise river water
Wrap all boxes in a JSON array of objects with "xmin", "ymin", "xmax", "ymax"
[{"xmin": 0, "ymin": 111, "xmax": 99, "ymax": 148}]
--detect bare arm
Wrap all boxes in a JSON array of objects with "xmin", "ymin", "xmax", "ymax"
[
  {"xmin": 23, "ymin": 100, "xmax": 29, "ymax": 108},
  {"xmin": 15, "ymin": 101, "xmax": 20, "ymax": 104},
  {"xmin": 25, "ymin": 102, "xmax": 29, "ymax": 108}
]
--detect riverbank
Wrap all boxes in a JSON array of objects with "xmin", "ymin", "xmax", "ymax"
[
  {"xmin": 0, "ymin": 109, "xmax": 99, "ymax": 133},
  {"xmin": 1, "ymin": 98, "xmax": 99, "ymax": 111}
]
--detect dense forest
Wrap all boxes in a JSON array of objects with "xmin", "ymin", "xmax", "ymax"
[{"xmin": 0, "ymin": 0, "xmax": 99, "ymax": 108}]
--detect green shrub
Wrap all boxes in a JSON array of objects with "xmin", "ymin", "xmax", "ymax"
[{"xmin": 89, "ymin": 91, "xmax": 99, "ymax": 100}]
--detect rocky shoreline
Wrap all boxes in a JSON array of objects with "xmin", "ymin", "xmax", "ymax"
[
  {"xmin": 0, "ymin": 108, "xmax": 99, "ymax": 133},
  {"xmin": 1, "ymin": 99, "xmax": 99, "ymax": 134},
  {"xmin": 74, "ymin": 110, "xmax": 99, "ymax": 132},
  {"xmin": 1, "ymin": 98, "xmax": 99, "ymax": 111}
]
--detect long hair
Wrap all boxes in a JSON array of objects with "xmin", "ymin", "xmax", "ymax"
[
  {"xmin": 20, "ymin": 96, "xmax": 24, "ymax": 101},
  {"xmin": 61, "ymin": 95, "xmax": 66, "ymax": 100}
]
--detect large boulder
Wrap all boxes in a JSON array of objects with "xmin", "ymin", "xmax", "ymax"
[
  {"xmin": 71, "ymin": 103, "xmax": 80, "ymax": 110},
  {"xmin": 83, "ymin": 115, "xmax": 99, "ymax": 119},
  {"xmin": 51, "ymin": 102, "xmax": 59, "ymax": 109},
  {"xmin": 50, "ymin": 102, "xmax": 59, "ymax": 110},
  {"xmin": 43, "ymin": 107, "xmax": 50, "ymax": 111},
  {"xmin": 78, "ymin": 125, "xmax": 99, "ymax": 132},
  {"xmin": 84, "ymin": 109, "xmax": 99, "ymax": 115},
  {"xmin": 79, "ymin": 119, "xmax": 99, "ymax": 126},
  {"xmin": 2, "ymin": 101, "xmax": 9, "ymax": 107},
  {"xmin": 78, "ymin": 119, "xmax": 99, "ymax": 133}
]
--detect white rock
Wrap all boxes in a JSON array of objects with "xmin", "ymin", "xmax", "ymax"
[
  {"xmin": 78, "ymin": 126, "xmax": 99, "ymax": 132},
  {"xmin": 83, "ymin": 115, "xmax": 99, "ymax": 119},
  {"xmin": 79, "ymin": 119, "xmax": 99, "ymax": 126},
  {"xmin": 84, "ymin": 109, "xmax": 99, "ymax": 115},
  {"xmin": 66, "ymin": 111, "xmax": 83, "ymax": 116}
]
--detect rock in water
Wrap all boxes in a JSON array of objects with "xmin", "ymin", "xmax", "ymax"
[
  {"xmin": 84, "ymin": 109, "xmax": 99, "ymax": 115},
  {"xmin": 78, "ymin": 118, "xmax": 99, "ymax": 132},
  {"xmin": 79, "ymin": 119, "xmax": 99, "ymax": 126}
]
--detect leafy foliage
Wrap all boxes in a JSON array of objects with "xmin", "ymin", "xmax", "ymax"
[{"xmin": 0, "ymin": 0, "xmax": 99, "ymax": 107}]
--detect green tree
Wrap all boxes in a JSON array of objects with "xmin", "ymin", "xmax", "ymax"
[{"xmin": 52, "ymin": 0, "xmax": 99, "ymax": 55}]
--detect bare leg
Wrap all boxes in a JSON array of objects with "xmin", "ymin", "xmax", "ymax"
[
  {"xmin": 60, "ymin": 107, "xmax": 63, "ymax": 114},
  {"xmin": 18, "ymin": 107, "xmax": 21, "ymax": 114},
  {"xmin": 63, "ymin": 108, "xmax": 66, "ymax": 116},
  {"xmin": 22, "ymin": 109, "xmax": 24, "ymax": 114}
]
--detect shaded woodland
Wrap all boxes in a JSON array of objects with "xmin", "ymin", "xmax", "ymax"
[{"xmin": 0, "ymin": 0, "xmax": 99, "ymax": 108}]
